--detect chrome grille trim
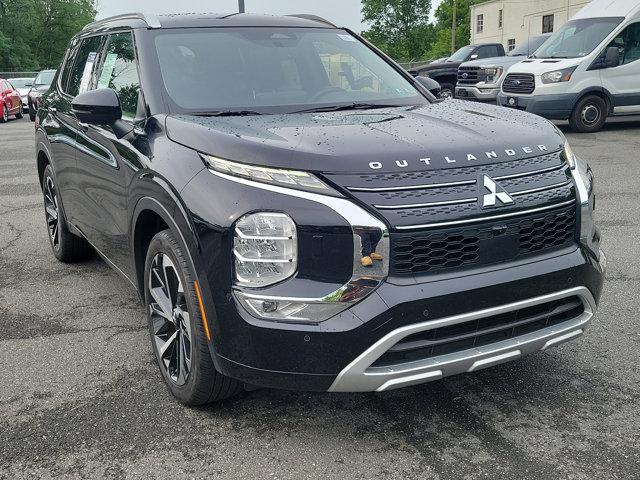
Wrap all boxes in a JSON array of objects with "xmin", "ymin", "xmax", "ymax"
[
  {"xmin": 374, "ymin": 197, "xmax": 477, "ymax": 210},
  {"xmin": 493, "ymin": 164, "xmax": 566, "ymax": 181},
  {"xmin": 346, "ymin": 179, "xmax": 476, "ymax": 193},
  {"xmin": 394, "ymin": 200, "xmax": 575, "ymax": 230},
  {"xmin": 510, "ymin": 180, "xmax": 573, "ymax": 197}
]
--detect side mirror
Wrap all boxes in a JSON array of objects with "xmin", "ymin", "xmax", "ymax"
[
  {"xmin": 469, "ymin": 54, "xmax": 479, "ymax": 60},
  {"xmin": 72, "ymin": 88, "xmax": 122, "ymax": 125},
  {"xmin": 604, "ymin": 46, "xmax": 620, "ymax": 68},
  {"xmin": 415, "ymin": 76, "xmax": 442, "ymax": 97}
]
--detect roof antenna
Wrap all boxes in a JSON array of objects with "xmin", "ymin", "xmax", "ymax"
[{"xmin": 238, "ymin": 0, "xmax": 245, "ymax": 13}]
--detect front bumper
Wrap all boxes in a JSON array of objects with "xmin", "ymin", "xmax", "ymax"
[
  {"xmin": 211, "ymin": 246, "xmax": 605, "ymax": 392},
  {"xmin": 497, "ymin": 92, "xmax": 578, "ymax": 119},
  {"xmin": 456, "ymin": 85, "xmax": 500, "ymax": 101}
]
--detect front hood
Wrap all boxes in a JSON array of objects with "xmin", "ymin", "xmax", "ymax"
[
  {"xmin": 413, "ymin": 61, "xmax": 461, "ymax": 73},
  {"xmin": 16, "ymin": 88, "xmax": 30, "ymax": 96},
  {"xmin": 462, "ymin": 55, "xmax": 526, "ymax": 69},
  {"xmin": 506, "ymin": 58, "xmax": 582, "ymax": 75},
  {"xmin": 165, "ymin": 100, "xmax": 564, "ymax": 174},
  {"xmin": 30, "ymin": 85, "xmax": 50, "ymax": 94}
]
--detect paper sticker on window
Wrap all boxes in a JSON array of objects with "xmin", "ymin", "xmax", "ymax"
[
  {"xmin": 337, "ymin": 34, "xmax": 356, "ymax": 42},
  {"xmin": 79, "ymin": 52, "xmax": 97, "ymax": 94},
  {"xmin": 98, "ymin": 53, "xmax": 118, "ymax": 89}
]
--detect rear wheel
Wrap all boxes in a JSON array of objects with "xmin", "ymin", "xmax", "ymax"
[
  {"xmin": 42, "ymin": 165, "xmax": 93, "ymax": 262},
  {"xmin": 569, "ymin": 95, "xmax": 607, "ymax": 133},
  {"xmin": 145, "ymin": 229, "xmax": 242, "ymax": 405}
]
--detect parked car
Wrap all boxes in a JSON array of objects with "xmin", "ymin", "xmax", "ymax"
[
  {"xmin": 36, "ymin": 13, "xmax": 604, "ymax": 405},
  {"xmin": 7, "ymin": 77, "xmax": 34, "ymax": 112},
  {"xmin": 456, "ymin": 34, "xmax": 551, "ymax": 102},
  {"xmin": 0, "ymin": 78, "xmax": 23, "ymax": 122},
  {"xmin": 409, "ymin": 43, "xmax": 506, "ymax": 98},
  {"xmin": 498, "ymin": 0, "xmax": 640, "ymax": 132},
  {"xmin": 28, "ymin": 69, "xmax": 56, "ymax": 121}
]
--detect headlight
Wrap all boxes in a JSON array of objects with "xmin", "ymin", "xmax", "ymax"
[
  {"xmin": 482, "ymin": 66, "xmax": 503, "ymax": 83},
  {"xmin": 205, "ymin": 155, "xmax": 337, "ymax": 195},
  {"xmin": 233, "ymin": 212, "xmax": 297, "ymax": 288},
  {"xmin": 541, "ymin": 67, "xmax": 577, "ymax": 84}
]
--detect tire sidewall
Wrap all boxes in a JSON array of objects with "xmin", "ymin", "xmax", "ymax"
[
  {"xmin": 571, "ymin": 96, "xmax": 607, "ymax": 133},
  {"xmin": 42, "ymin": 165, "xmax": 64, "ymax": 258},
  {"xmin": 439, "ymin": 82, "xmax": 455, "ymax": 99},
  {"xmin": 1, "ymin": 104, "xmax": 7, "ymax": 123},
  {"xmin": 144, "ymin": 230, "xmax": 209, "ymax": 404}
]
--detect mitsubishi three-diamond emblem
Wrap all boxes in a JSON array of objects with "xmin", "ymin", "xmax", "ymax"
[{"xmin": 481, "ymin": 175, "xmax": 514, "ymax": 208}]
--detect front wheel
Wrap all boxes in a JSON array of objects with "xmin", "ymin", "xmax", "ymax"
[
  {"xmin": 16, "ymin": 109, "xmax": 23, "ymax": 119},
  {"xmin": 1, "ymin": 104, "xmax": 8, "ymax": 123},
  {"xmin": 29, "ymin": 104, "xmax": 36, "ymax": 122},
  {"xmin": 145, "ymin": 229, "xmax": 242, "ymax": 405},
  {"xmin": 438, "ymin": 82, "xmax": 455, "ymax": 99},
  {"xmin": 569, "ymin": 95, "xmax": 607, "ymax": 133}
]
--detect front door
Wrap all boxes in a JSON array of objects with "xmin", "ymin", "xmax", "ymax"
[
  {"xmin": 73, "ymin": 31, "xmax": 145, "ymax": 271},
  {"xmin": 601, "ymin": 22, "xmax": 640, "ymax": 115}
]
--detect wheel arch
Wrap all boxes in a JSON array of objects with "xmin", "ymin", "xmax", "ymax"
[{"xmin": 573, "ymin": 88, "xmax": 614, "ymax": 115}]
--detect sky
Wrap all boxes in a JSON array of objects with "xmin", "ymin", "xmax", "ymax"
[{"xmin": 96, "ymin": 0, "xmax": 444, "ymax": 33}]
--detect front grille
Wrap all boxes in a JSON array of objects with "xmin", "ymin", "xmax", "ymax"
[
  {"xmin": 390, "ymin": 206, "xmax": 576, "ymax": 275},
  {"xmin": 502, "ymin": 73, "xmax": 535, "ymax": 94},
  {"xmin": 457, "ymin": 66, "xmax": 484, "ymax": 85},
  {"xmin": 372, "ymin": 296, "xmax": 585, "ymax": 367}
]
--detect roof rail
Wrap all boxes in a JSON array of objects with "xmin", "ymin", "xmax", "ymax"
[
  {"xmin": 83, "ymin": 12, "xmax": 161, "ymax": 31},
  {"xmin": 286, "ymin": 14, "xmax": 336, "ymax": 27}
]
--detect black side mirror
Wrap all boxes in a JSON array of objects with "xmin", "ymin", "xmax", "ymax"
[
  {"xmin": 72, "ymin": 88, "xmax": 122, "ymax": 126},
  {"xmin": 604, "ymin": 46, "xmax": 620, "ymax": 68},
  {"xmin": 415, "ymin": 76, "xmax": 442, "ymax": 97}
]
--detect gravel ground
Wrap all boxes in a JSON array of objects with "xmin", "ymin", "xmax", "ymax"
[{"xmin": 1, "ymin": 115, "xmax": 639, "ymax": 479}]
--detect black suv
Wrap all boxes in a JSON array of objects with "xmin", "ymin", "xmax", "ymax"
[{"xmin": 35, "ymin": 13, "xmax": 605, "ymax": 404}]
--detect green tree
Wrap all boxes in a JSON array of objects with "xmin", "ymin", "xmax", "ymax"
[
  {"xmin": 0, "ymin": 0, "xmax": 95, "ymax": 71},
  {"xmin": 361, "ymin": 0, "xmax": 435, "ymax": 61},
  {"xmin": 427, "ymin": 0, "xmax": 486, "ymax": 58}
]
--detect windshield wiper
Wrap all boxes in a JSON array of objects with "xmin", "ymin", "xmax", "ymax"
[
  {"xmin": 291, "ymin": 103, "xmax": 404, "ymax": 114},
  {"xmin": 189, "ymin": 110, "xmax": 263, "ymax": 117}
]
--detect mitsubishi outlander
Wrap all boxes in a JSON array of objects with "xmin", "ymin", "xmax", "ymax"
[{"xmin": 35, "ymin": 13, "xmax": 605, "ymax": 404}]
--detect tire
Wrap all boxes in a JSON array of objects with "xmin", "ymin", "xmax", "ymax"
[
  {"xmin": 1, "ymin": 104, "xmax": 8, "ymax": 123},
  {"xmin": 41, "ymin": 165, "xmax": 93, "ymax": 262},
  {"xmin": 29, "ymin": 103, "xmax": 36, "ymax": 122},
  {"xmin": 438, "ymin": 82, "xmax": 455, "ymax": 99},
  {"xmin": 16, "ymin": 109, "xmax": 23, "ymax": 119},
  {"xmin": 569, "ymin": 95, "xmax": 607, "ymax": 133},
  {"xmin": 144, "ymin": 229, "xmax": 242, "ymax": 405}
]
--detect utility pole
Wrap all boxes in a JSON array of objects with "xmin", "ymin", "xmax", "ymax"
[
  {"xmin": 238, "ymin": 0, "xmax": 245, "ymax": 13},
  {"xmin": 451, "ymin": 0, "xmax": 457, "ymax": 54}
]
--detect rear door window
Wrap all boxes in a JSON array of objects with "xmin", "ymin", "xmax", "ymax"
[{"xmin": 97, "ymin": 32, "xmax": 141, "ymax": 119}]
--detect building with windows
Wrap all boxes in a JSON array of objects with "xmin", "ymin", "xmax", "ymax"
[{"xmin": 470, "ymin": 0, "xmax": 592, "ymax": 52}]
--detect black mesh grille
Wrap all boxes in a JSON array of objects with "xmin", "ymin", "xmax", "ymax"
[
  {"xmin": 390, "ymin": 206, "xmax": 576, "ymax": 275},
  {"xmin": 503, "ymin": 73, "xmax": 536, "ymax": 94},
  {"xmin": 372, "ymin": 296, "xmax": 585, "ymax": 367}
]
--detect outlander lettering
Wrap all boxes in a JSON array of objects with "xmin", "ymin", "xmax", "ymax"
[{"xmin": 35, "ymin": 13, "xmax": 604, "ymax": 405}]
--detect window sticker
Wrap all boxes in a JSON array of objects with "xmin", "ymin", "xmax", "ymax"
[
  {"xmin": 98, "ymin": 53, "xmax": 118, "ymax": 89},
  {"xmin": 337, "ymin": 34, "xmax": 356, "ymax": 42},
  {"xmin": 79, "ymin": 52, "xmax": 97, "ymax": 94}
]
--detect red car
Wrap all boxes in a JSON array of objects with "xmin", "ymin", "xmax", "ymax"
[{"xmin": 1, "ymin": 78, "xmax": 24, "ymax": 122}]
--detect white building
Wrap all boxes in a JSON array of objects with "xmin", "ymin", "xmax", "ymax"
[{"xmin": 470, "ymin": 0, "xmax": 592, "ymax": 52}]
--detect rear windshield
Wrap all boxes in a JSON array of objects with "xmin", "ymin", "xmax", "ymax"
[
  {"xmin": 534, "ymin": 17, "xmax": 624, "ymax": 59},
  {"xmin": 34, "ymin": 70, "xmax": 55, "ymax": 86},
  {"xmin": 153, "ymin": 27, "xmax": 426, "ymax": 114}
]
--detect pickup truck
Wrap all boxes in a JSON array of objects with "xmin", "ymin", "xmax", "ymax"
[
  {"xmin": 409, "ymin": 43, "xmax": 506, "ymax": 98},
  {"xmin": 456, "ymin": 34, "xmax": 551, "ymax": 102}
]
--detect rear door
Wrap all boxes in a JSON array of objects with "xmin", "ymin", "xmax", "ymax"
[
  {"xmin": 72, "ymin": 30, "xmax": 145, "ymax": 269},
  {"xmin": 600, "ymin": 22, "xmax": 640, "ymax": 114}
]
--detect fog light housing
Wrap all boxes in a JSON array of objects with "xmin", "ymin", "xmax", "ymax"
[{"xmin": 233, "ymin": 212, "xmax": 297, "ymax": 288}]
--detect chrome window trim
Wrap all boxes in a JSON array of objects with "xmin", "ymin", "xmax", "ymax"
[{"xmin": 329, "ymin": 286, "xmax": 596, "ymax": 392}]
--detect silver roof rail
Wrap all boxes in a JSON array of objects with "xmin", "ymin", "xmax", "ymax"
[
  {"xmin": 83, "ymin": 12, "xmax": 161, "ymax": 31},
  {"xmin": 286, "ymin": 14, "xmax": 336, "ymax": 28}
]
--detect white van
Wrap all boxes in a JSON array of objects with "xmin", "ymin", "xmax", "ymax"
[{"xmin": 498, "ymin": 0, "xmax": 640, "ymax": 132}]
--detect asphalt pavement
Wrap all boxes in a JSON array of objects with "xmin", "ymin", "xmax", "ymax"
[{"xmin": 1, "ymin": 114, "xmax": 639, "ymax": 479}]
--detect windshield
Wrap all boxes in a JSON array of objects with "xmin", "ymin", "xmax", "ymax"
[
  {"xmin": 535, "ymin": 17, "xmax": 624, "ymax": 59},
  {"xmin": 153, "ymin": 27, "xmax": 426, "ymax": 114},
  {"xmin": 34, "ymin": 70, "xmax": 55, "ymax": 86},
  {"xmin": 9, "ymin": 78, "xmax": 33, "ymax": 88},
  {"xmin": 447, "ymin": 46, "xmax": 474, "ymax": 63},
  {"xmin": 509, "ymin": 36, "xmax": 548, "ymax": 57}
]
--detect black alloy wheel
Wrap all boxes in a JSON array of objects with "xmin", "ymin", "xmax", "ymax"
[
  {"xmin": 44, "ymin": 176, "xmax": 60, "ymax": 251},
  {"xmin": 148, "ymin": 252, "xmax": 193, "ymax": 386}
]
